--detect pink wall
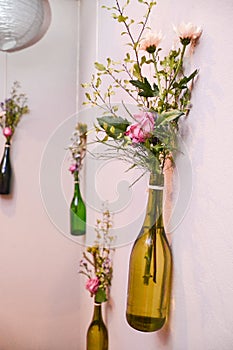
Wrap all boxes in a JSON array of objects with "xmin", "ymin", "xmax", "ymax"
[{"xmin": 0, "ymin": 0, "xmax": 233, "ymax": 349}]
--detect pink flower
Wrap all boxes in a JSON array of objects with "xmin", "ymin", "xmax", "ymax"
[
  {"xmin": 173, "ymin": 22, "xmax": 202, "ymax": 45},
  {"xmin": 69, "ymin": 164, "xmax": 77, "ymax": 174},
  {"xmin": 3, "ymin": 126, "xmax": 12, "ymax": 137},
  {"xmin": 125, "ymin": 111, "xmax": 155, "ymax": 143},
  {"xmin": 134, "ymin": 111, "xmax": 155, "ymax": 132},
  {"xmin": 86, "ymin": 277, "xmax": 100, "ymax": 295},
  {"xmin": 139, "ymin": 31, "xmax": 162, "ymax": 53},
  {"xmin": 125, "ymin": 124, "xmax": 145, "ymax": 143}
]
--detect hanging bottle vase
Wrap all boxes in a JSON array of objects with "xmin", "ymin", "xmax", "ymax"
[
  {"xmin": 86, "ymin": 301, "xmax": 108, "ymax": 350},
  {"xmin": 70, "ymin": 172, "xmax": 86, "ymax": 235},
  {"xmin": 0, "ymin": 142, "xmax": 12, "ymax": 195},
  {"xmin": 126, "ymin": 170, "xmax": 172, "ymax": 332}
]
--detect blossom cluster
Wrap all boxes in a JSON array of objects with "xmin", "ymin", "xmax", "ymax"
[
  {"xmin": 79, "ymin": 209, "xmax": 114, "ymax": 303},
  {"xmin": 0, "ymin": 81, "xmax": 29, "ymax": 144},
  {"xmin": 68, "ymin": 122, "xmax": 87, "ymax": 179},
  {"xmin": 83, "ymin": 0, "xmax": 202, "ymax": 174}
]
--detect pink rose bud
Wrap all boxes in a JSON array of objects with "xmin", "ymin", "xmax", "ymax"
[
  {"xmin": 69, "ymin": 164, "xmax": 77, "ymax": 174},
  {"xmin": 85, "ymin": 277, "xmax": 100, "ymax": 295},
  {"xmin": 125, "ymin": 111, "xmax": 155, "ymax": 143},
  {"xmin": 3, "ymin": 126, "xmax": 12, "ymax": 137}
]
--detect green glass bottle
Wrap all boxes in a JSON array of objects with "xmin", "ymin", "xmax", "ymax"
[
  {"xmin": 86, "ymin": 302, "xmax": 108, "ymax": 350},
  {"xmin": 126, "ymin": 171, "xmax": 172, "ymax": 332},
  {"xmin": 70, "ymin": 172, "xmax": 86, "ymax": 236},
  {"xmin": 0, "ymin": 142, "xmax": 12, "ymax": 195}
]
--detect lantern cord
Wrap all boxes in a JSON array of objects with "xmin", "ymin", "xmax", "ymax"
[
  {"xmin": 3, "ymin": 52, "xmax": 8, "ymax": 100},
  {"xmin": 96, "ymin": 0, "xmax": 99, "ymax": 63},
  {"xmin": 75, "ymin": 0, "xmax": 81, "ymax": 113}
]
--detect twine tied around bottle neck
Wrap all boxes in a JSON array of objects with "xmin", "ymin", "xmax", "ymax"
[
  {"xmin": 148, "ymin": 184, "xmax": 164, "ymax": 190},
  {"xmin": 148, "ymin": 170, "xmax": 164, "ymax": 190}
]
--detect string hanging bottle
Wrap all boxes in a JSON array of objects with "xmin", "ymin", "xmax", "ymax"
[{"xmin": 126, "ymin": 169, "xmax": 172, "ymax": 332}]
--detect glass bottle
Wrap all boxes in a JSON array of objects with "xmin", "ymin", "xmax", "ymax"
[
  {"xmin": 0, "ymin": 142, "xmax": 12, "ymax": 195},
  {"xmin": 70, "ymin": 172, "xmax": 86, "ymax": 235},
  {"xmin": 126, "ymin": 171, "xmax": 172, "ymax": 332},
  {"xmin": 86, "ymin": 302, "xmax": 108, "ymax": 350}
]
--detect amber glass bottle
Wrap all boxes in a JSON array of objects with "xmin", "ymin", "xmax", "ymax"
[
  {"xmin": 86, "ymin": 302, "xmax": 108, "ymax": 350},
  {"xmin": 126, "ymin": 171, "xmax": 172, "ymax": 332}
]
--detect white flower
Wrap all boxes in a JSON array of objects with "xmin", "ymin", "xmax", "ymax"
[
  {"xmin": 139, "ymin": 31, "xmax": 163, "ymax": 53},
  {"xmin": 173, "ymin": 22, "xmax": 202, "ymax": 44}
]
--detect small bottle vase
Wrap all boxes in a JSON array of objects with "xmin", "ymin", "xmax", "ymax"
[
  {"xmin": 0, "ymin": 142, "xmax": 12, "ymax": 195},
  {"xmin": 70, "ymin": 172, "xmax": 86, "ymax": 236},
  {"xmin": 86, "ymin": 302, "xmax": 108, "ymax": 350}
]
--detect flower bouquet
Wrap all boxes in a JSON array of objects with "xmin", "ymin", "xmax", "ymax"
[
  {"xmin": 83, "ymin": 0, "xmax": 202, "ymax": 176},
  {"xmin": 0, "ymin": 81, "xmax": 29, "ymax": 194},
  {"xmin": 79, "ymin": 208, "xmax": 114, "ymax": 303},
  {"xmin": 0, "ymin": 81, "xmax": 29, "ymax": 144},
  {"xmin": 68, "ymin": 122, "xmax": 87, "ymax": 180},
  {"xmin": 79, "ymin": 208, "xmax": 114, "ymax": 350}
]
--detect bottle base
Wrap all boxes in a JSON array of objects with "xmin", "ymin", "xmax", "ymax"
[
  {"xmin": 0, "ymin": 187, "xmax": 11, "ymax": 195},
  {"xmin": 126, "ymin": 313, "xmax": 166, "ymax": 332},
  {"xmin": 70, "ymin": 230, "xmax": 86, "ymax": 236}
]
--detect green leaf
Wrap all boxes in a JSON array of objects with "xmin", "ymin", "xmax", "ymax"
[
  {"xmin": 140, "ymin": 55, "xmax": 147, "ymax": 65},
  {"xmin": 129, "ymin": 79, "xmax": 147, "ymax": 90},
  {"xmin": 96, "ymin": 77, "xmax": 101, "ymax": 88},
  {"xmin": 173, "ymin": 69, "xmax": 198, "ymax": 89},
  {"xmin": 132, "ymin": 63, "xmax": 141, "ymax": 79},
  {"xmin": 97, "ymin": 115, "xmax": 130, "ymax": 139},
  {"xmin": 156, "ymin": 110, "xmax": 184, "ymax": 126},
  {"xmin": 118, "ymin": 15, "xmax": 128, "ymax": 22},
  {"xmin": 95, "ymin": 288, "xmax": 107, "ymax": 303},
  {"xmin": 94, "ymin": 62, "xmax": 106, "ymax": 71},
  {"xmin": 153, "ymin": 83, "xmax": 159, "ymax": 95},
  {"xmin": 130, "ymin": 77, "xmax": 159, "ymax": 98},
  {"xmin": 85, "ymin": 93, "xmax": 91, "ymax": 101},
  {"xmin": 107, "ymin": 57, "xmax": 112, "ymax": 67}
]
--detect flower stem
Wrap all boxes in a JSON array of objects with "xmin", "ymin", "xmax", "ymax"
[
  {"xmin": 115, "ymin": 0, "xmax": 153, "ymax": 82},
  {"xmin": 168, "ymin": 43, "xmax": 187, "ymax": 91},
  {"xmin": 143, "ymin": 230, "xmax": 153, "ymax": 285},
  {"xmin": 152, "ymin": 52, "xmax": 162, "ymax": 99}
]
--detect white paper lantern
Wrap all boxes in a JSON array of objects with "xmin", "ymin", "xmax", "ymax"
[{"xmin": 0, "ymin": 0, "xmax": 45, "ymax": 51}]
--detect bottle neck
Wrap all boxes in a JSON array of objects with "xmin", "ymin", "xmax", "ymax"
[
  {"xmin": 143, "ymin": 172, "xmax": 164, "ymax": 229},
  {"xmin": 92, "ymin": 302, "xmax": 103, "ymax": 321},
  {"xmin": 73, "ymin": 179, "xmax": 81, "ymax": 194},
  {"xmin": 149, "ymin": 171, "xmax": 164, "ymax": 188},
  {"xmin": 3, "ymin": 143, "xmax": 11, "ymax": 158},
  {"xmin": 73, "ymin": 170, "xmax": 79, "ymax": 182},
  {"xmin": 73, "ymin": 170, "xmax": 81, "ymax": 192}
]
